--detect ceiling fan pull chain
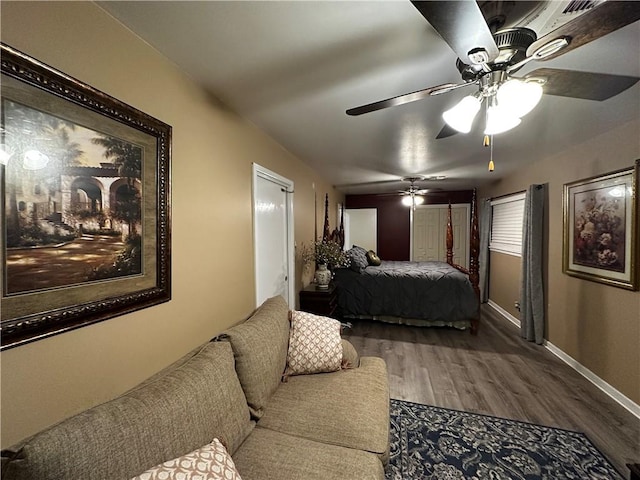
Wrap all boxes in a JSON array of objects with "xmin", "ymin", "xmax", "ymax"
[{"xmin": 488, "ymin": 135, "xmax": 495, "ymax": 172}]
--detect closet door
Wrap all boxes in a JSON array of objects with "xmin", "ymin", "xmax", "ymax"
[
  {"xmin": 413, "ymin": 208, "xmax": 441, "ymax": 261},
  {"xmin": 412, "ymin": 204, "xmax": 469, "ymax": 268}
]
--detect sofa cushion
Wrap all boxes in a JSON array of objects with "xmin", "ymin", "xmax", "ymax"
[
  {"xmin": 1, "ymin": 342, "xmax": 254, "ymax": 480},
  {"xmin": 131, "ymin": 438, "xmax": 242, "ymax": 480},
  {"xmin": 258, "ymin": 357, "xmax": 390, "ymax": 463},
  {"xmin": 232, "ymin": 427, "xmax": 385, "ymax": 480},
  {"xmin": 341, "ymin": 339, "xmax": 360, "ymax": 368},
  {"xmin": 220, "ymin": 296, "xmax": 290, "ymax": 419},
  {"xmin": 285, "ymin": 310, "xmax": 342, "ymax": 376}
]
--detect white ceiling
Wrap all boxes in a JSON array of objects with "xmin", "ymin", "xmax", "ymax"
[{"xmin": 99, "ymin": 1, "xmax": 640, "ymax": 194}]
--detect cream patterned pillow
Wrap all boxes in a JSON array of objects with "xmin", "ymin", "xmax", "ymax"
[
  {"xmin": 131, "ymin": 438, "xmax": 242, "ymax": 480},
  {"xmin": 285, "ymin": 310, "xmax": 343, "ymax": 376}
]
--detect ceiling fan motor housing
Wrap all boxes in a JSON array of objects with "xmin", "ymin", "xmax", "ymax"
[{"xmin": 457, "ymin": 27, "xmax": 537, "ymax": 81}]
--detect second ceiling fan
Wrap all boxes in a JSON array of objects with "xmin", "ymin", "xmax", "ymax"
[{"xmin": 347, "ymin": 1, "xmax": 640, "ymax": 138}]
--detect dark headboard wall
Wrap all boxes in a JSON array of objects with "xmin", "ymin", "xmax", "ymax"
[{"xmin": 345, "ymin": 190, "xmax": 474, "ymax": 261}]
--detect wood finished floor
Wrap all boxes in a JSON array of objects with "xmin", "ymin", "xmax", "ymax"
[{"xmin": 342, "ymin": 306, "xmax": 640, "ymax": 476}]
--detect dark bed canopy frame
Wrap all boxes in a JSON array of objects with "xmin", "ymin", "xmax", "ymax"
[{"xmin": 322, "ymin": 191, "xmax": 481, "ymax": 334}]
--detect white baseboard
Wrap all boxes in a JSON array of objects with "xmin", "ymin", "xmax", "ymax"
[
  {"xmin": 487, "ymin": 300, "xmax": 520, "ymax": 328},
  {"xmin": 543, "ymin": 341, "xmax": 640, "ymax": 420},
  {"xmin": 486, "ymin": 300, "xmax": 640, "ymax": 421}
]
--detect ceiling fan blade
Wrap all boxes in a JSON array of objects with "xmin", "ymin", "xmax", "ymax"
[
  {"xmin": 411, "ymin": 0, "xmax": 499, "ymax": 65},
  {"xmin": 435, "ymin": 123, "xmax": 459, "ymax": 139},
  {"xmin": 526, "ymin": 68, "xmax": 640, "ymax": 101},
  {"xmin": 526, "ymin": 1, "xmax": 640, "ymax": 61},
  {"xmin": 430, "ymin": 81, "xmax": 478, "ymax": 96},
  {"xmin": 346, "ymin": 83, "xmax": 460, "ymax": 116}
]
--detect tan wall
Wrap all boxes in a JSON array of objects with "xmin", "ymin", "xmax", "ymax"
[
  {"xmin": 479, "ymin": 119, "xmax": 640, "ymax": 406},
  {"xmin": 0, "ymin": 1, "xmax": 343, "ymax": 447},
  {"xmin": 488, "ymin": 252, "xmax": 521, "ymax": 319}
]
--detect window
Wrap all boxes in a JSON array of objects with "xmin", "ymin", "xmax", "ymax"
[{"xmin": 490, "ymin": 192, "xmax": 525, "ymax": 256}]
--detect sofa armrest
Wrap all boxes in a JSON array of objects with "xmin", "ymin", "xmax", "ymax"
[{"xmin": 341, "ymin": 339, "xmax": 360, "ymax": 368}]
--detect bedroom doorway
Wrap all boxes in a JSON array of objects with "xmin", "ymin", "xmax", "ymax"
[
  {"xmin": 412, "ymin": 204, "xmax": 469, "ymax": 268},
  {"xmin": 252, "ymin": 164, "xmax": 295, "ymax": 309},
  {"xmin": 344, "ymin": 208, "xmax": 377, "ymax": 251}
]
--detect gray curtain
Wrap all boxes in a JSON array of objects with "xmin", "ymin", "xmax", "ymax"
[
  {"xmin": 478, "ymin": 199, "xmax": 491, "ymax": 303},
  {"xmin": 521, "ymin": 184, "xmax": 546, "ymax": 344}
]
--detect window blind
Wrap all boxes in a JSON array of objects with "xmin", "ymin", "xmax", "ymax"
[{"xmin": 490, "ymin": 192, "xmax": 525, "ymax": 256}]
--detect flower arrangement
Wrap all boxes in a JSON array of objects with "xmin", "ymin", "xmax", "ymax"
[
  {"xmin": 574, "ymin": 191, "xmax": 624, "ymax": 270},
  {"xmin": 301, "ymin": 240, "xmax": 350, "ymax": 269}
]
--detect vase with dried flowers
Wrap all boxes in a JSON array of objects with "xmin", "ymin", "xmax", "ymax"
[{"xmin": 301, "ymin": 240, "xmax": 350, "ymax": 288}]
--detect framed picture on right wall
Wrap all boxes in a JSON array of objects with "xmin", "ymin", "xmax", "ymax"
[{"xmin": 563, "ymin": 159, "xmax": 639, "ymax": 290}]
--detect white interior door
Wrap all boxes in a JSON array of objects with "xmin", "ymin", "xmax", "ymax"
[
  {"xmin": 344, "ymin": 208, "xmax": 377, "ymax": 251},
  {"xmin": 413, "ymin": 208, "xmax": 441, "ymax": 261},
  {"xmin": 411, "ymin": 204, "xmax": 470, "ymax": 268},
  {"xmin": 253, "ymin": 164, "xmax": 294, "ymax": 308}
]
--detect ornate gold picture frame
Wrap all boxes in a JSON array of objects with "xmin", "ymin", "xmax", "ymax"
[
  {"xmin": 1, "ymin": 44, "xmax": 172, "ymax": 349},
  {"xmin": 563, "ymin": 160, "xmax": 638, "ymax": 290}
]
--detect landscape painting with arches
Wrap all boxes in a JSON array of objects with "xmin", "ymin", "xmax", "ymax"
[{"xmin": 3, "ymin": 99, "xmax": 143, "ymax": 295}]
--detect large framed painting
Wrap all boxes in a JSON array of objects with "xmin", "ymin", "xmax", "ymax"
[
  {"xmin": 1, "ymin": 44, "xmax": 171, "ymax": 350},
  {"xmin": 563, "ymin": 160, "xmax": 638, "ymax": 290}
]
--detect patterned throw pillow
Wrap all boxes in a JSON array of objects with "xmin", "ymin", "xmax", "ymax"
[
  {"xmin": 131, "ymin": 438, "xmax": 242, "ymax": 480},
  {"xmin": 285, "ymin": 310, "xmax": 343, "ymax": 376},
  {"xmin": 347, "ymin": 246, "xmax": 369, "ymax": 273}
]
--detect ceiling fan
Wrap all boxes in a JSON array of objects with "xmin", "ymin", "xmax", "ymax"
[
  {"xmin": 336, "ymin": 175, "xmax": 443, "ymax": 193},
  {"xmin": 346, "ymin": 1, "xmax": 640, "ymax": 138},
  {"xmin": 349, "ymin": 176, "xmax": 437, "ymax": 209},
  {"xmin": 399, "ymin": 176, "xmax": 430, "ymax": 209}
]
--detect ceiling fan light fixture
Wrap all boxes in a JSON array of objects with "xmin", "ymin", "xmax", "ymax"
[
  {"xmin": 497, "ymin": 79, "xmax": 543, "ymax": 118},
  {"xmin": 484, "ymin": 105, "xmax": 521, "ymax": 135},
  {"xmin": 402, "ymin": 194, "xmax": 424, "ymax": 209},
  {"xmin": 442, "ymin": 94, "xmax": 481, "ymax": 133}
]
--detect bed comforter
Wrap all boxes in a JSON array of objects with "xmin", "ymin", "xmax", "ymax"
[{"xmin": 333, "ymin": 261, "xmax": 478, "ymax": 325}]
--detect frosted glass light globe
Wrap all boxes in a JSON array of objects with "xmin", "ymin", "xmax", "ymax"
[
  {"xmin": 442, "ymin": 95, "xmax": 481, "ymax": 133},
  {"xmin": 497, "ymin": 80, "xmax": 543, "ymax": 118},
  {"xmin": 484, "ymin": 106, "xmax": 521, "ymax": 135}
]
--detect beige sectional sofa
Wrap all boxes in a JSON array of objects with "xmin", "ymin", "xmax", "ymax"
[{"xmin": 1, "ymin": 296, "xmax": 390, "ymax": 479}]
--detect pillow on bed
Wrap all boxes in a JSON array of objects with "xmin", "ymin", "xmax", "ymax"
[
  {"xmin": 366, "ymin": 250, "xmax": 381, "ymax": 266},
  {"xmin": 347, "ymin": 247, "xmax": 369, "ymax": 273},
  {"xmin": 285, "ymin": 310, "xmax": 343, "ymax": 376},
  {"xmin": 352, "ymin": 245, "xmax": 368, "ymax": 256}
]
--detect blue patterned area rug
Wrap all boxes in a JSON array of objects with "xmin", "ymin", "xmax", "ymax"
[{"xmin": 387, "ymin": 399, "xmax": 623, "ymax": 480}]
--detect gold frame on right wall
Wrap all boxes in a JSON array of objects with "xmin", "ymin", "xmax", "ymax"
[{"xmin": 563, "ymin": 159, "xmax": 639, "ymax": 290}]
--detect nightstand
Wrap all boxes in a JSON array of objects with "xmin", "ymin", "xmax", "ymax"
[{"xmin": 299, "ymin": 283, "xmax": 338, "ymax": 318}]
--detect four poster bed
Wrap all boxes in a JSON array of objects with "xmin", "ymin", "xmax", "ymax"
[{"xmin": 324, "ymin": 191, "xmax": 481, "ymax": 334}]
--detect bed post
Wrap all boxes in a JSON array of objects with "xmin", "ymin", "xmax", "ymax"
[
  {"xmin": 447, "ymin": 193, "xmax": 480, "ymax": 335},
  {"xmin": 338, "ymin": 204, "xmax": 345, "ymax": 249},
  {"xmin": 322, "ymin": 193, "xmax": 331, "ymax": 242},
  {"xmin": 469, "ymin": 189, "xmax": 480, "ymax": 335},
  {"xmin": 446, "ymin": 203, "xmax": 454, "ymax": 266}
]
